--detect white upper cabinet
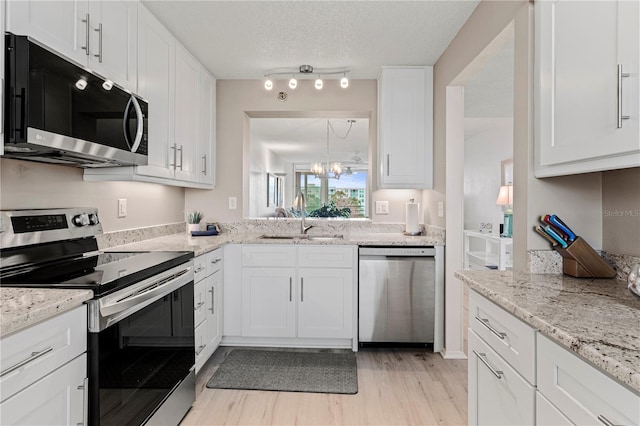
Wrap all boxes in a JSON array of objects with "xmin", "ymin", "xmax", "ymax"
[
  {"xmin": 173, "ymin": 44, "xmax": 200, "ymax": 182},
  {"xmin": 6, "ymin": 0, "xmax": 138, "ymax": 92},
  {"xmin": 535, "ymin": 0, "xmax": 640, "ymax": 177},
  {"xmin": 378, "ymin": 66, "xmax": 433, "ymax": 189},
  {"xmin": 198, "ymin": 68, "xmax": 216, "ymax": 186}
]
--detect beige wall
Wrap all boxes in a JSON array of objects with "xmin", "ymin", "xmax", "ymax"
[
  {"xmin": 185, "ymin": 78, "xmax": 424, "ymax": 224},
  {"xmin": 0, "ymin": 159, "xmax": 185, "ymax": 232},
  {"xmin": 602, "ymin": 168, "xmax": 640, "ymax": 257}
]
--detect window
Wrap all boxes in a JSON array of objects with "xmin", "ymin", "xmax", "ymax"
[{"xmin": 295, "ymin": 169, "xmax": 368, "ymax": 218}]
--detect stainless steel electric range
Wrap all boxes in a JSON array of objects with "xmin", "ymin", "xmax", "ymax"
[{"xmin": 0, "ymin": 208, "xmax": 195, "ymax": 426}]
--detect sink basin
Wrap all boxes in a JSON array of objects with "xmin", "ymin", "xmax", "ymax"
[{"xmin": 259, "ymin": 234, "xmax": 344, "ymax": 241}]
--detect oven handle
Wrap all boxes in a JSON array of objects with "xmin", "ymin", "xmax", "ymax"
[{"xmin": 100, "ymin": 267, "xmax": 191, "ymax": 317}]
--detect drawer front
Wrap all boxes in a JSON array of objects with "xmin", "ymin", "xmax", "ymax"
[
  {"xmin": 194, "ymin": 254, "xmax": 208, "ymax": 283},
  {"xmin": 194, "ymin": 319, "xmax": 208, "ymax": 364},
  {"xmin": 207, "ymin": 248, "xmax": 223, "ymax": 275},
  {"xmin": 194, "ymin": 280, "xmax": 207, "ymax": 328},
  {"xmin": 536, "ymin": 391, "xmax": 572, "ymax": 426},
  {"xmin": 469, "ymin": 290, "xmax": 536, "ymax": 384},
  {"xmin": 0, "ymin": 305, "xmax": 87, "ymax": 402},
  {"xmin": 0, "ymin": 354, "xmax": 86, "ymax": 426},
  {"xmin": 468, "ymin": 330, "xmax": 535, "ymax": 426},
  {"xmin": 242, "ymin": 245, "xmax": 296, "ymax": 267},
  {"xmin": 537, "ymin": 334, "xmax": 640, "ymax": 426},
  {"xmin": 298, "ymin": 245, "xmax": 354, "ymax": 268}
]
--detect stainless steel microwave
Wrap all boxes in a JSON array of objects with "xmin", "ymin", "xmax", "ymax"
[{"xmin": 3, "ymin": 33, "xmax": 148, "ymax": 168}]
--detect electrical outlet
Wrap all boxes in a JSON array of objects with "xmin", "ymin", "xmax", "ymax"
[
  {"xmin": 228, "ymin": 196, "xmax": 237, "ymax": 210},
  {"xmin": 375, "ymin": 200, "xmax": 389, "ymax": 215},
  {"xmin": 437, "ymin": 201, "xmax": 444, "ymax": 218},
  {"xmin": 118, "ymin": 199, "xmax": 127, "ymax": 218}
]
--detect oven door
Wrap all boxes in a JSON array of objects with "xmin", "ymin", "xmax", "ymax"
[{"xmin": 87, "ymin": 263, "xmax": 194, "ymax": 426}]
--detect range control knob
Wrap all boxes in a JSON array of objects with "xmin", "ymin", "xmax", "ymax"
[
  {"xmin": 88, "ymin": 213, "xmax": 99, "ymax": 225},
  {"xmin": 72, "ymin": 214, "xmax": 90, "ymax": 227}
]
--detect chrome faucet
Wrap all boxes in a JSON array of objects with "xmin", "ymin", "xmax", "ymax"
[{"xmin": 293, "ymin": 190, "xmax": 313, "ymax": 234}]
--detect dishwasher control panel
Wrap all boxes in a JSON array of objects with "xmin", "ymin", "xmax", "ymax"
[{"xmin": 359, "ymin": 247, "xmax": 436, "ymax": 257}]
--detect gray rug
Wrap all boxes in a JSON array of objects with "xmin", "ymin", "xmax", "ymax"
[{"xmin": 206, "ymin": 349, "xmax": 358, "ymax": 394}]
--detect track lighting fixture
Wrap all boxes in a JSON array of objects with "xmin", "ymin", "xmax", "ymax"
[{"xmin": 263, "ymin": 65, "xmax": 350, "ymax": 91}]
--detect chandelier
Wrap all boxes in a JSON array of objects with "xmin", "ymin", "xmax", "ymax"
[
  {"xmin": 311, "ymin": 119, "xmax": 355, "ymax": 180},
  {"xmin": 264, "ymin": 65, "xmax": 350, "ymax": 91}
]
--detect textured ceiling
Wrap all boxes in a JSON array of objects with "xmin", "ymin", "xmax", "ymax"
[
  {"xmin": 142, "ymin": 0, "xmax": 480, "ymax": 79},
  {"xmin": 251, "ymin": 118, "xmax": 370, "ymax": 165}
]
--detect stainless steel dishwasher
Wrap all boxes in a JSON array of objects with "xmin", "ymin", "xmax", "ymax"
[{"xmin": 358, "ymin": 246, "xmax": 444, "ymax": 351}]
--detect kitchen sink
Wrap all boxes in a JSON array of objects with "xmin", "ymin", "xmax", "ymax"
[{"xmin": 259, "ymin": 234, "xmax": 344, "ymax": 241}]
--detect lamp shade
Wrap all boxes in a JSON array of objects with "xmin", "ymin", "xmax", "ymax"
[{"xmin": 496, "ymin": 185, "xmax": 513, "ymax": 206}]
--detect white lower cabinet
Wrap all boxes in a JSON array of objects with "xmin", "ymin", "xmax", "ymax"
[
  {"xmin": 536, "ymin": 391, "xmax": 572, "ymax": 426},
  {"xmin": 537, "ymin": 334, "xmax": 640, "ymax": 426},
  {"xmin": 0, "ymin": 305, "xmax": 88, "ymax": 425},
  {"xmin": 238, "ymin": 244, "xmax": 356, "ymax": 346},
  {"xmin": 468, "ymin": 330, "xmax": 535, "ymax": 425},
  {"xmin": 193, "ymin": 248, "xmax": 223, "ymax": 374}
]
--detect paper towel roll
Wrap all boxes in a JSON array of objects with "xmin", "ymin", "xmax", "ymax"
[{"xmin": 405, "ymin": 202, "xmax": 420, "ymax": 234}]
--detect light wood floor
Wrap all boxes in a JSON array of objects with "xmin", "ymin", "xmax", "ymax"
[{"xmin": 181, "ymin": 347, "xmax": 468, "ymax": 426}]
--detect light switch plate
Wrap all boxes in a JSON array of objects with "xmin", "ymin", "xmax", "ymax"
[
  {"xmin": 375, "ymin": 200, "xmax": 389, "ymax": 215},
  {"xmin": 118, "ymin": 199, "xmax": 127, "ymax": 218}
]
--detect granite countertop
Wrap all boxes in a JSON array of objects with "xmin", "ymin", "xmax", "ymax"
[
  {"xmin": 0, "ymin": 288, "xmax": 93, "ymax": 337},
  {"xmin": 108, "ymin": 231, "xmax": 444, "ymax": 257},
  {"xmin": 455, "ymin": 270, "xmax": 640, "ymax": 394}
]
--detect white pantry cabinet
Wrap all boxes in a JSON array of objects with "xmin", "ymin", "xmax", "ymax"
[
  {"xmin": 194, "ymin": 248, "xmax": 223, "ymax": 373},
  {"xmin": 84, "ymin": 4, "xmax": 216, "ymax": 189},
  {"xmin": 0, "ymin": 305, "xmax": 88, "ymax": 425},
  {"xmin": 6, "ymin": 0, "xmax": 138, "ymax": 92},
  {"xmin": 378, "ymin": 66, "xmax": 433, "ymax": 189},
  {"xmin": 535, "ymin": 0, "xmax": 640, "ymax": 177},
  {"xmin": 239, "ymin": 245, "xmax": 356, "ymax": 345}
]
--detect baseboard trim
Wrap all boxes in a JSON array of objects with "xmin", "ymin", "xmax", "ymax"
[{"xmin": 441, "ymin": 349, "xmax": 468, "ymax": 360}]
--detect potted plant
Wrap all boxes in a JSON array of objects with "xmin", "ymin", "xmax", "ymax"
[{"xmin": 186, "ymin": 210, "xmax": 204, "ymax": 234}]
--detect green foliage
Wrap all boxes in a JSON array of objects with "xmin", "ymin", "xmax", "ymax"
[
  {"xmin": 187, "ymin": 210, "xmax": 204, "ymax": 224},
  {"xmin": 308, "ymin": 201, "xmax": 351, "ymax": 218}
]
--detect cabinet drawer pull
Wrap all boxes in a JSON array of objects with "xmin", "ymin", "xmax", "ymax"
[
  {"xmin": 211, "ymin": 258, "xmax": 222, "ymax": 264},
  {"xmin": 77, "ymin": 377, "xmax": 89, "ymax": 426},
  {"xmin": 209, "ymin": 287, "xmax": 215, "ymax": 313},
  {"xmin": 1, "ymin": 346, "xmax": 54, "ymax": 377},
  {"xmin": 194, "ymin": 301, "xmax": 205, "ymax": 310},
  {"xmin": 475, "ymin": 316, "xmax": 507, "ymax": 339},
  {"xmin": 617, "ymin": 64, "xmax": 631, "ymax": 128},
  {"xmin": 597, "ymin": 415, "xmax": 618, "ymax": 426},
  {"xmin": 195, "ymin": 343, "xmax": 206, "ymax": 356},
  {"xmin": 194, "ymin": 266, "xmax": 205, "ymax": 273},
  {"xmin": 473, "ymin": 350, "xmax": 503, "ymax": 379},
  {"xmin": 81, "ymin": 14, "xmax": 90, "ymax": 55}
]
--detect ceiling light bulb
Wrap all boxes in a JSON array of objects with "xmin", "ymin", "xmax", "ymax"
[
  {"xmin": 315, "ymin": 78, "xmax": 323, "ymax": 90},
  {"xmin": 264, "ymin": 78, "xmax": 273, "ymax": 91},
  {"xmin": 340, "ymin": 75, "xmax": 349, "ymax": 89},
  {"xmin": 289, "ymin": 77, "xmax": 297, "ymax": 89},
  {"xmin": 102, "ymin": 80, "xmax": 113, "ymax": 91},
  {"xmin": 75, "ymin": 78, "xmax": 88, "ymax": 90}
]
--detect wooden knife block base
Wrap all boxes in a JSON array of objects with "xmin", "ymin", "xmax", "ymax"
[{"xmin": 555, "ymin": 237, "xmax": 616, "ymax": 278}]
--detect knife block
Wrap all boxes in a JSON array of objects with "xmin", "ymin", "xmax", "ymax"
[{"xmin": 554, "ymin": 237, "xmax": 616, "ymax": 278}]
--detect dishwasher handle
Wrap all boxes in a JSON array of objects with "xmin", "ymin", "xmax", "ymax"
[{"xmin": 359, "ymin": 247, "xmax": 436, "ymax": 257}]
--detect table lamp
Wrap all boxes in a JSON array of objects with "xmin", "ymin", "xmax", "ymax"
[{"xmin": 496, "ymin": 184, "xmax": 513, "ymax": 238}]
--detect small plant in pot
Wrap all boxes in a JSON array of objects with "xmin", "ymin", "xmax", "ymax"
[{"xmin": 186, "ymin": 210, "xmax": 204, "ymax": 234}]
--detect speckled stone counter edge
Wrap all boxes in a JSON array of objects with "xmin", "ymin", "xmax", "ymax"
[
  {"xmin": 528, "ymin": 249, "xmax": 639, "ymax": 282},
  {"xmin": 1, "ymin": 288, "xmax": 93, "ymax": 337}
]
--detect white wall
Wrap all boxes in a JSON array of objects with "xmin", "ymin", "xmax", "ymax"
[
  {"xmin": 464, "ymin": 118, "xmax": 513, "ymax": 233},
  {"xmin": 248, "ymin": 141, "xmax": 286, "ymax": 218},
  {"xmin": 0, "ymin": 159, "xmax": 185, "ymax": 232}
]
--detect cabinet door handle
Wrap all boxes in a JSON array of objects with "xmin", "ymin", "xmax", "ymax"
[
  {"xmin": 81, "ymin": 13, "xmax": 90, "ymax": 55},
  {"xmin": 0, "ymin": 347, "xmax": 54, "ymax": 377},
  {"xmin": 597, "ymin": 415, "xmax": 617, "ymax": 426},
  {"xmin": 301, "ymin": 278, "xmax": 304, "ymax": 302},
  {"xmin": 179, "ymin": 145, "xmax": 184, "ymax": 170},
  {"xmin": 289, "ymin": 277, "xmax": 292, "ymax": 302},
  {"xmin": 94, "ymin": 23, "xmax": 103, "ymax": 63},
  {"xmin": 169, "ymin": 144, "xmax": 177, "ymax": 168},
  {"xmin": 77, "ymin": 377, "xmax": 89, "ymax": 426},
  {"xmin": 194, "ymin": 301, "xmax": 205, "ymax": 310},
  {"xmin": 473, "ymin": 350, "xmax": 503, "ymax": 379},
  {"xmin": 386, "ymin": 154, "xmax": 390, "ymax": 176},
  {"xmin": 209, "ymin": 287, "xmax": 215, "ymax": 313},
  {"xmin": 194, "ymin": 265, "xmax": 205, "ymax": 273},
  {"xmin": 202, "ymin": 155, "xmax": 207, "ymax": 175},
  {"xmin": 211, "ymin": 258, "xmax": 222, "ymax": 264},
  {"xmin": 475, "ymin": 316, "xmax": 507, "ymax": 339},
  {"xmin": 617, "ymin": 64, "xmax": 631, "ymax": 128}
]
